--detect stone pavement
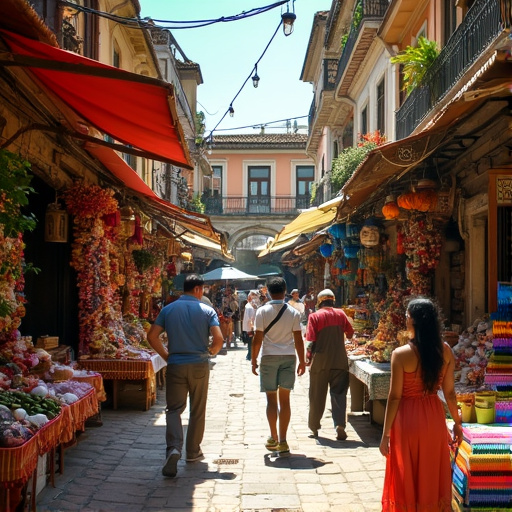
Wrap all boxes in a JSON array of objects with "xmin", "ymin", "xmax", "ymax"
[{"xmin": 37, "ymin": 346, "xmax": 386, "ymax": 512}]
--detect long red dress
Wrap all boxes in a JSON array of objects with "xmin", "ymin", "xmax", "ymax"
[{"xmin": 381, "ymin": 367, "xmax": 452, "ymax": 511}]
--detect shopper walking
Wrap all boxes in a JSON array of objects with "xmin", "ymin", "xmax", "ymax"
[
  {"xmin": 288, "ymin": 288, "xmax": 305, "ymax": 319},
  {"xmin": 242, "ymin": 290, "xmax": 258, "ymax": 361},
  {"xmin": 147, "ymin": 274, "xmax": 224, "ymax": 478},
  {"xmin": 251, "ymin": 277, "xmax": 306, "ymax": 457},
  {"xmin": 379, "ymin": 297, "xmax": 462, "ymax": 511},
  {"xmin": 305, "ymin": 289, "xmax": 354, "ymax": 440}
]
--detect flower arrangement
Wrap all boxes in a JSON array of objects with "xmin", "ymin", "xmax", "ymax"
[
  {"xmin": 402, "ymin": 215, "xmax": 442, "ymax": 274},
  {"xmin": 0, "ymin": 150, "xmax": 37, "ymax": 349},
  {"xmin": 64, "ymin": 181, "xmax": 117, "ymax": 219}
]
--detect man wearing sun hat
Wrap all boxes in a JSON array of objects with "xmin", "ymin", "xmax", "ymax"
[{"xmin": 305, "ymin": 288, "xmax": 354, "ymax": 441}]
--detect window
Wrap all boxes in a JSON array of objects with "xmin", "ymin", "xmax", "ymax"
[
  {"xmin": 248, "ymin": 166, "xmax": 270, "ymax": 213},
  {"xmin": 333, "ymin": 140, "xmax": 339, "ymax": 159},
  {"xmin": 113, "ymin": 45, "xmax": 120, "ymax": 68},
  {"xmin": 211, "ymin": 165, "xmax": 222, "ymax": 196},
  {"xmin": 82, "ymin": 0, "xmax": 99, "ymax": 59},
  {"xmin": 361, "ymin": 105, "xmax": 368, "ymax": 137},
  {"xmin": 443, "ymin": 0, "xmax": 457, "ymax": 44},
  {"xmin": 377, "ymin": 78, "xmax": 385, "ymax": 136},
  {"xmin": 203, "ymin": 165, "xmax": 223, "ymax": 214},
  {"xmin": 296, "ymin": 166, "xmax": 314, "ymax": 209}
]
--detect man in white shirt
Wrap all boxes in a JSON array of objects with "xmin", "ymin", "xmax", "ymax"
[
  {"xmin": 251, "ymin": 277, "xmax": 306, "ymax": 457},
  {"xmin": 242, "ymin": 290, "xmax": 258, "ymax": 361}
]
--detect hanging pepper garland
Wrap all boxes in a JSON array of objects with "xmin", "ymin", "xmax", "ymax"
[
  {"xmin": 64, "ymin": 182, "xmax": 130, "ymax": 357},
  {"xmin": 402, "ymin": 214, "xmax": 442, "ymax": 295}
]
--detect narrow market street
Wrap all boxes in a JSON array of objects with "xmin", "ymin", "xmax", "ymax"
[{"xmin": 37, "ymin": 346, "xmax": 385, "ymax": 512}]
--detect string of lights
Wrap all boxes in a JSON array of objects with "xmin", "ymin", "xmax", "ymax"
[
  {"xmin": 59, "ymin": 0, "xmax": 289, "ymax": 30},
  {"xmin": 60, "ymin": 0, "xmax": 298, "ymax": 139},
  {"xmin": 213, "ymin": 115, "xmax": 308, "ymax": 132},
  {"xmin": 205, "ymin": 19, "xmax": 283, "ymax": 142}
]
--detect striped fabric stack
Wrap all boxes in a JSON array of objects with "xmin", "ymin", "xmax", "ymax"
[{"xmin": 452, "ymin": 425, "xmax": 512, "ymax": 510}]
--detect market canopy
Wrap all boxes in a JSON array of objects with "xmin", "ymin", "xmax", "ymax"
[
  {"xmin": 0, "ymin": 29, "xmax": 192, "ymax": 168},
  {"xmin": 202, "ymin": 266, "xmax": 258, "ymax": 282},
  {"xmin": 336, "ymin": 78, "xmax": 512, "ymax": 220},
  {"xmin": 85, "ymin": 143, "xmax": 232, "ymax": 259},
  {"xmin": 258, "ymin": 196, "xmax": 342, "ymax": 257}
]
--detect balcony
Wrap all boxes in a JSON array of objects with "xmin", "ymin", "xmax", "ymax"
[
  {"xmin": 204, "ymin": 196, "xmax": 311, "ymax": 216},
  {"xmin": 335, "ymin": 0, "xmax": 389, "ymax": 96},
  {"xmin": 395, "ymin": 0, "xmax": 503, "ymax": 139}
]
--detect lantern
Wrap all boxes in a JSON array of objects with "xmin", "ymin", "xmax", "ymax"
[
  {"xmin": 319, "ymin": 243, "xmax": 334, "ymax": 258},
  {"xmin": 328, "ymin": 222, "xmax": 346, "ymax": 239},
  {"xmin": 382, "ymin": 195, "xmax": 400, "ymax": 220},
  {"xmin": 45, "ymin": 202, "xmax": 68, "ymax": 243}
]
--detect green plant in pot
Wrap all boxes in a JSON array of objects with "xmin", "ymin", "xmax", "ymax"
[{"xmin": 390, "ymin": 37, "xmax": 439, "ymax": 94}]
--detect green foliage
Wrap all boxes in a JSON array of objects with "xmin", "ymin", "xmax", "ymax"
[
  {"xmin": 195, "ymin": 111, "xmax": 206, "ymax": 145},
  {"xmin": 310, "ymin": 183, "xmax": 318, "ymax": 205},
  {"xmin": 330, "ymin": 142, "xmax": 377, "ymax": 192},
  {"xmin": 0, "ymin": 150, "xmax": 37, "ymax": 236},
  {"xmin": 340, "ymin": 1, "xmax": 363, "ymax": 51},
  {"xmin": 390, "ymin": 37, "xmax": 439, "ymax": 94},
  {"xmin": 188, "ymin": 193, "xmax": 205, "ymax": 214},
  {"xmin": 131, "ymin": 249, "xmax": 156, "ymax": 274}
]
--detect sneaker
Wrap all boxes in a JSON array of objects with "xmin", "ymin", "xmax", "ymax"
[
  {"xmin": 186, "ymin": 451, "xmax": 204, "ymax": 463},
  {"xmin": 265, "ymin": 436, "xmax": 278, "ymax": 451},
  {"xmin": 336, "ymin": 426, "xmax": 347, "ymax": 441},
  {"xmin": 276, "ymin": 441, "xmax": 290, "ymax": 457},
  {"xmin": 162, "ymin": 449, "xmax": 180, "ymax": 477}
]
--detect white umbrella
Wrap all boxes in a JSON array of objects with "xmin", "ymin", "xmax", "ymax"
[{"xmin": 202, "ymin": 266, "xmax": 258, "ymax": 282}]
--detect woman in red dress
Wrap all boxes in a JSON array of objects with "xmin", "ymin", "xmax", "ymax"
[{"xmin": 380, "ymin": 297, "xmax": 463, "ymax": 511}]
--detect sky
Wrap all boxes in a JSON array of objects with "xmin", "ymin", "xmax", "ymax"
[{"xmin": 139, "ymin": 1, "xmax": 329, "ymax": 136}]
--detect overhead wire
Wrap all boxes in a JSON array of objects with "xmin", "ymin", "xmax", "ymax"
[
  {"xmin": 213, "ymin": 115, "xmax": 308, "ymax": 132},
  {"xmin": 59, "ymin": 1, "xmax": 288, "ymax": 30},
  {"xmin": 205, "ymin": 20, "xmax": 283, "ymax": 141}
]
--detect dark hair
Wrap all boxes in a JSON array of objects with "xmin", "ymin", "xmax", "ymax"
[
  {"xmin": 319, "ymin": 299, "xmax": 335, "ymax": 308},
  {"xmin": 266, "ymin": 276, "xmax": 286, "ymax": 295},
  {"xmin": 183, "ymin": 274, "xmax": 204, "ymax": 292},
  {"xmin": 407, "ymin": 297, "xmax": 444, "ymax": 393}
]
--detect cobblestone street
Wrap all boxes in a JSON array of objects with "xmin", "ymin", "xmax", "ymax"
[{"xmin": 37, "ymin": 346, "xmax": 386, "ymax": 511}]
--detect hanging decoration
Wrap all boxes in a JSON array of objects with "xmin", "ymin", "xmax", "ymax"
[
  {"xmin": 319, "ymin": 242, "xmax": 334, "ymax": 258},
  {"xmin": 402, "ymin": 214, "xmax": 442, "ymax": 295},
  {"xmin": 381, "ymin": 195, "xmax": 400, "ymax": 220},
  {"xmin": 328, "ymin": 222, "xmax": 346, "ymax": 240},
  {"xmin": 64, "ymin": 181, "xmax": 130, "ymax": 357}
]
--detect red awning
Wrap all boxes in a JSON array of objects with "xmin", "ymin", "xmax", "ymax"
[
  {"xmin": 0, "ymin": 29, "xmax": 192, "ymax": 169},
  {"xmin": 85, "ymin": 143, "xmax": 233, "ymax": 259}
]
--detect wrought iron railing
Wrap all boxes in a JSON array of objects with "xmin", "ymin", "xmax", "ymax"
[
  {"xmin": 395, "ymin": 0, "xmax": 503, "ymax": 139},
  {"xmin": 203, "ymin": 196, "xmax": 312, "ymax": 215},
  {"xmin": 335, "ymin": 0, "xmax": 389, "ymax": 86}
]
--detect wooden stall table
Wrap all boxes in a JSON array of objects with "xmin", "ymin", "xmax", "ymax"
[
  {"xmin": 0, "ymin": 388, "xmax": 99, "ymax": 512},
  {"xmin": 348, "ymin": 356, "xmax": 391, "ymax": 424},
  {"xmin": 78, "ymin": 354, "xmax": 166, "ymax": 411}
]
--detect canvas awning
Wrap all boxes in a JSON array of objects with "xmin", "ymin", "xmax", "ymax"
[
  {"xmin": 84, "ymin": 143, "xmax": 232, "ymax": 259},
  {"xmin": 336, "ymin": 78, "xmax": 512, "ymax": 219},
  {"xmin": 258, "ymin": 196, "xmax": 342, "ymax": 257},
  {"xmin": 0, "ymin": 29, "xmax": 192, "ymax": 168}
]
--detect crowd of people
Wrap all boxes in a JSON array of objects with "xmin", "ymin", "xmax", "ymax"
[{"xmin": 149, "ymin": 274, "xmax": 462, "ymax": 511}]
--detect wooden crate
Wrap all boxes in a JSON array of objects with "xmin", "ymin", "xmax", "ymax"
[
  {"xmin": 36, "ymin": 336, "xmax": 59, "ymax": 350},
  {"xmin": 115, "ymin": 376, "xmax": 156, "ymax": 411}
]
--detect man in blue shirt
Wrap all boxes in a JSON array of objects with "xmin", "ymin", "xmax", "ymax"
[{"xmin": 148, "ymin": 274, "xmax": 224, "ymax": 478}]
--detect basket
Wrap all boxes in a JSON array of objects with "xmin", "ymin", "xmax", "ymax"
[{"xmin": 475, "ymin": 406, "xmax": 495, "ymax": 424}]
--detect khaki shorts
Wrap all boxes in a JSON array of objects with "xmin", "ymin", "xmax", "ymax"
[{"xmin": 259, "ymin": 355, "xmax": 296, "ymax": 392}]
